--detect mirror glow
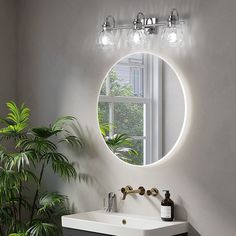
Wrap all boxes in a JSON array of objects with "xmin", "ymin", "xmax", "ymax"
[{"xmin": 98, "ymin": 53, "xmax": 185, "ymax": 166}]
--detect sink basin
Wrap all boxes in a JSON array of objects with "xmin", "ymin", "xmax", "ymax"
[{"xmin": 62, "ymin": 210, "xmax": 188, "ymax": 236}]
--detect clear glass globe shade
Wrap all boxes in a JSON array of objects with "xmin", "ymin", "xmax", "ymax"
[
  {"xmin": 127, "ymin": 29, "xmax": 146, "ymax": 46},
  {"xmin": 161, "ymin": 25, "xmax": 183, "ymax": 47},
  {"xmin": 167, "ymin": 29, "xmax": 178, "ymax": 43},
  {"xmin": 98, "ymin": 30, "xmax": 115, "ymax": 47}
]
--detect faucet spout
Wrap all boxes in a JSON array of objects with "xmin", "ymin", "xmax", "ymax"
[
  {"xmin": 121, "ymin": 191, "xmax": 128, "ymax": 200},
  {"xmin": 105, "ymin": 192, "xmax": 116, "ymax": 212},
  {"xmin": 121, "ymin": 185, "xmax": 132, "ymax": 200}
]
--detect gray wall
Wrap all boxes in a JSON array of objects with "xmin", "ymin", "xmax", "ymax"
[
  {"xmin": 0, "ymin": 0, "xmax": 16, "ymax": 109},
  {"xmin": 15, "ymin": 0, "xmax": 236, "ymax": 235}
]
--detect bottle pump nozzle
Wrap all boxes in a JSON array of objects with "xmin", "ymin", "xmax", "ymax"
[{"xmin": 162, "ymin": 190, "xmax": 170, "ymax": 198}]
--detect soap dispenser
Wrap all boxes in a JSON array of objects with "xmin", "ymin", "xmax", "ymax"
[{"xmin": 161, "ymin": 190, "xmax": 174, "ymax": 221}]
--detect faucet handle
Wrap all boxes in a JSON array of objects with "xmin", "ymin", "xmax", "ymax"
[
  {"xmin": 120, "ymin": 185, "xmax": 145, "ymax": 200},
  {"xmin": 108, "ymin": 192, "xmax": 116, "ymax": 199},
  {"xmin": 147, "ymin": 188, "xmax": 159, "ymax": 196},
  {"xmin": 121, "ymin": 185, "xmax": 133, "ymax": 193},
  {"xmin": 138, "ymin": 186, "xmax": 145, "ymax": 195}
]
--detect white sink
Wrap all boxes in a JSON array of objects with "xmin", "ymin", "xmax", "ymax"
[{"xmin": 62, "ymin": 210, "xmax": 188, "ymax": 236}]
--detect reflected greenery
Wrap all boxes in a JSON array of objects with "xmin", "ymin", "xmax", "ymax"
[{"xmin": 98, "ymin": 70, "xmax": 143, "ymax": 165}]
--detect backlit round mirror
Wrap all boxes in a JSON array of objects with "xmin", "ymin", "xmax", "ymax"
[{"xmin": 98, "ymin": 53, "xmax": 185, "ymax": 166}]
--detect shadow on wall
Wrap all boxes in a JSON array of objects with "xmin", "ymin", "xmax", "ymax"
[
  {"xmin": 64, "ymin": 121, "xmax": 109, "ymax": 197},
  {"xmin": 39, "ymin": 119, "xmax": 98, "ymax": 192},
  {"xmin": 188, "ymin": 224, "xmax": 201, "ymax": 236},
  {"xmin": 174, "ymin": 197, "xmax": 201, "ymax": 236},
  {"xmin": 63, "ymin": 121, "xmax": 97, "ymax": 184},
  {"xmin": 175, "ymin": 204, "xmax": 187, "ymax": 221}
]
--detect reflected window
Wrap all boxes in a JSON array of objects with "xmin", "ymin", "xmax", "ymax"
[{"xmin": 98, "ymin": 53, "xmax": 161, "ymax": 165}]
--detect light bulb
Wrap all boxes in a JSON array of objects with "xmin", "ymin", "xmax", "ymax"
[
  {"xmin": 98, "ymin": 30, "xmax": 115, "ymax": 48},
  {"xmin": 167, "ymin": 28, "xmax": 177, "ymax": 43},
  {"xmin": 127, "ymin": 29, "xmax": 146, "ymax": 46},
  {"xmin": 161, "ymin": 25, "xmax": 183, "ymax": 47}
]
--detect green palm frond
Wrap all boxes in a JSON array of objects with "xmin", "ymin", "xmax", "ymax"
[
  {"xmin": 38, "ymin": 192, "xmax": 67, "ymax": 214},
  {"xmin": 0, "ymin": 168, "xmax": 20, "ymax": 206},
  {"xmin": 31, "ymin": 127, "xmax": 62, "ymax": 139},
  {"xmin": 0, "ymin": 149, "xmax": 8, "ymax": 163},
  {"xmin": 13, "ymin": 196, "xmax": 32, "ymax": 212},
  {"xmin": 6, "ymin": 101, "xmax": 30, "ymax": 125},
  {"xmin": 105, "ymin": 133, "xmax": 133, "ymax": 147},
  {"xmin": 0, "ymin": 143, "xmax": 6, "ymax": 151},
  {"xmin": 0, "ymin": 167, "xmax": 20, "ymax": 189},
  {"xmin": 5, "ymin": 151, "xmax": 36, "ymax": 171},
  {"xmin": 114, "ymin": 147, "xmax": 138, "ymax": 157},
  {"xmin": 0, "ymin": 117, "xmax": 15, "ymax": 126},
  {"xmin": 9, "ymin": 221, "xmax": 27, "ymax": 235},
  {"xmin": 99, "ymin": 122, "xmax": 110, "ymax": 136},
  {"xmin": 26, "ymin": 221, "xmax": 58, "ymax": 236},
  {"xmin": 9, "ymin": 233, "xmax": 28, "ymax": 236},
  {"xmin": 0, "ymin": 205, "xmax": 14, "ymax": 226},
  {"xmin": 18, "ymin": 138, "xmax": 57, "ymax": 154},
  {"xmin": 44, "ymin": 152, "xmax": 68, "ymax": 163},
  {"xmin": 51, "ymin": 159, "xmax": 76, "ymax": 181},
  {"xmin": 51, "ymin": 116, "xmax": 76, "ymax": 131},
  {"xmin": 46, "ymin": 205, "xmax": 70, "ymax": 219},
  {"xmin": 104, "ymin": 133, "xmax": 139, "ymax": 160},
  {"xmin": 38, "ymin": 205, "xmax": 69, "ymax": 230},
  {"xmin": 0, "ymin": 101, "xmax": 30, "ymax": 140},
  {"xmin": 0, "ymin": 123, "xmax": 28, "ymax": 136},
  {"xmin": 0, "ymin": 189, "xmax": 19, "ymax": 208},
  {"xmin": 0, "ymin": 187, "xmax": 19, "ymax": 206},
  {"xmin": 20, "ymin": 169, "xmax": 38, "ymax": 183}
]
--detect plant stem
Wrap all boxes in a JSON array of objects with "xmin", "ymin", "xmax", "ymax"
[
  {"xmin": 19, "ymin": 180, "xmax": 22, "ymax": 224},
  {"xmin": 18, "ymin": 161, "xmax": 22, "ymax": 224},
  {"xmin": 0, "ymin": 227, "xmax": 3, "ymax": 236},
  {"xmin": 29, "ymin": 160, "xmax": 45, "ymax": 225},
  {"xmin": 10, "ymin": 190, "xmax": 17, "ymax": 231},
  {"xmin": 16, "ymin": 137, "xmax": 23, "ymax": 225}
]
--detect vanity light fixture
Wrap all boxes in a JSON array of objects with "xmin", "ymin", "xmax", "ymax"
[
  {"xmin": 127, "ymin": 12, "xmax": 146, "ymax": 46},
  {"xmin": 98, "ymin": 8, "xmax": 185, "ymax": 48},
  {"xmin": 161, "ymin": 9, "xmax": 184, "ymax": 46},
  {"xmin": 98, "ymin": 15, "xmax": 116, "ymax": 48}
]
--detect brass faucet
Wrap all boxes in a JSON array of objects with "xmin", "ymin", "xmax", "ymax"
[{"xmin": 121, "ymin": 185, "xmax": 145, "ymax": 200}]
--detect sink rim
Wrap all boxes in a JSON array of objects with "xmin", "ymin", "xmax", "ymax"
[{"xmin": 62, "ymin": 210, "xmax": 188, "ymax": 236}]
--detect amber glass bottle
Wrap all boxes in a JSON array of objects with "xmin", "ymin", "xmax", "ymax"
[{"xmin": 161, "ymin": 190, "xmax": 174, "ymax": 221}]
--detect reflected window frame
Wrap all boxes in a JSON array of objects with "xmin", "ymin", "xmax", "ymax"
[{"xmin": 99, "ymin": 53, "xmax": 163, "ymax": 165}]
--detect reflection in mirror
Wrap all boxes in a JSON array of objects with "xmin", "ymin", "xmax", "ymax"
[{"xmin": 98, "ymin": 53, "xmax": 185, "ymax": 166}]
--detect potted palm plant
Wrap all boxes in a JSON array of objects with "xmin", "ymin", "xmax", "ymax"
[{"xmin": 0, "ymin": 101, "xmax": 82, "ymax": 236}]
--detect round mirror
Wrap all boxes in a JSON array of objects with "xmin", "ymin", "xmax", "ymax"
[{"xmin": 98, "ymin": 53, "xmax": 186, "ymax": 166}]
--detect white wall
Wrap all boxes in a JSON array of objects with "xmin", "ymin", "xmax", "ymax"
[
  {"xmin": 16, "ymin": 0, "xmax": 236, "ymax": 235},
  {"xmin": 0, "ymin": 0, "xmax": 16, "ymax": 109}
]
